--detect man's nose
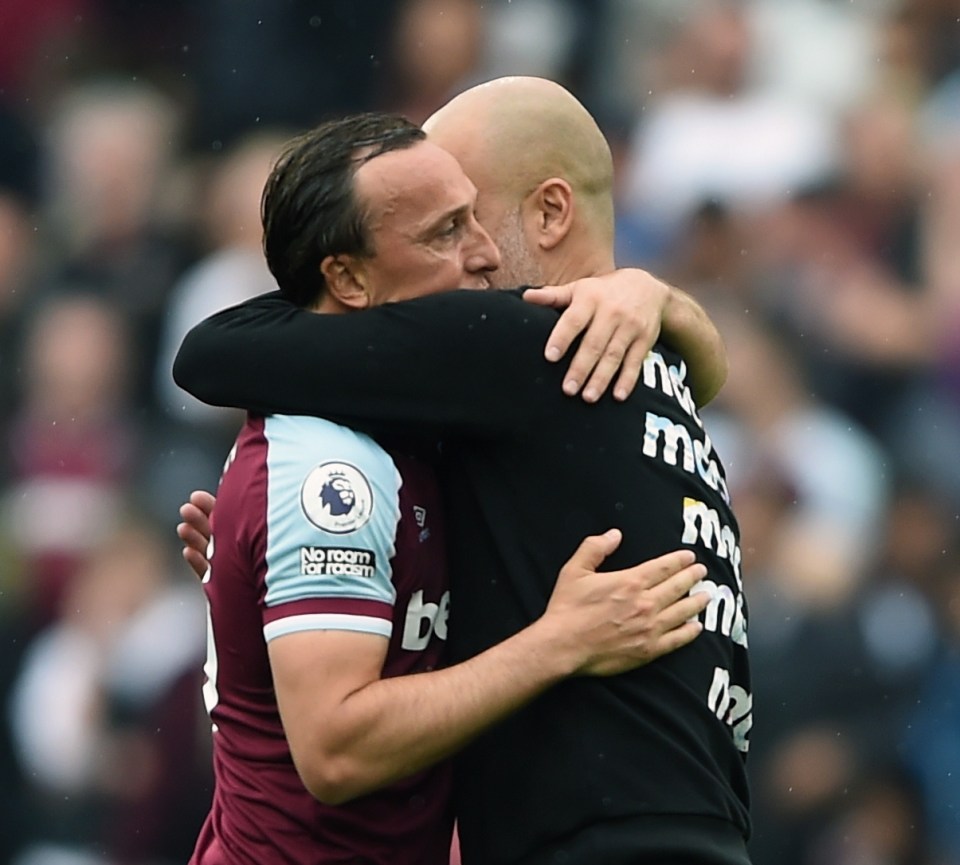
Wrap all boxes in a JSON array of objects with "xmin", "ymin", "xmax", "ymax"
[{"xmin": 466, "ymin": 223, "xmax": 500, "ymax": 272}]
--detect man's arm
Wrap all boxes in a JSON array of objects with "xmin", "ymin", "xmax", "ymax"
[
  {"xmin": 174, "ymin": 289, "xmax": 574, "ymax": 439},
  {"xmin": 181, "ymin": 489, "xmax": 707, "ymax": 802},
  {"xmin": 660, "ymin": 286, "xmax": 728, "ymax": 405},
  {"xmin": 174, "ymin": 277, "xmax": 722, "ymax": 436},
  {"xmin": 270, "ymin": 531, "xmax": 706, "ymax": 804}
]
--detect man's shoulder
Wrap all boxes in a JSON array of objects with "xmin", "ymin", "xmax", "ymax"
[
  {"xmin": 401, "ymin": 287, "xmax": 550, "ymax": 312},
  {"xmin": 217, "ymin": 289, "xmax": 294, "ymax": 319},
  {"xmin": 224, "ymin": 288, "xmax": 558, "ymax": 337},
  {"xmin": 262, "ymin": 414, "xmax": 392, "ymax": 466},
  {"xmin": 389, "ymin": 288, "xmax": 559, "ymax": 336}
]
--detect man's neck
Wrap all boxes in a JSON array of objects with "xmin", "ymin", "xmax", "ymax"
[
  {"xmin": 545, "ymin": 242, "xmax": 615, "ymax": 285},
  {"xmin": 313, "ymin": 296, "xmax": 350, "ymax": 315}
]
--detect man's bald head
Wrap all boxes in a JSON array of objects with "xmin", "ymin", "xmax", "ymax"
[{"xmin": 424, "ymin": 77, "xmax": 616, "ymax": 286}]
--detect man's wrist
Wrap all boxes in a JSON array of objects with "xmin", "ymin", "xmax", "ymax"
[{"xmin": 517, "ymin": 615, "xmax": 584, "ymax": 681}]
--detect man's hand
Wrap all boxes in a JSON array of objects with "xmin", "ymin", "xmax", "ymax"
[
  {"xmin": 523, "ymin": 269, "xmax": 670, "ymax": 403},
  {"xmin": 539, "ymin": 529, "xmax": 709, "ymax": 677},
  {"xmin": 177, "ymin": 490, "xmax": 216, "ymax": 579},
  {"xmin": 524, "ymin": 268, "xmax": 728, "ymax": 406}
]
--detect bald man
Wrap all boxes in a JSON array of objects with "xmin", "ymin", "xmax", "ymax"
[
  {"xmin": 427, "ymin": 76, "xmax": 726, "ymax": 403},
  {"xmin": 176, "ymin": 79, "xmax": 750, "ymax": 864},
  {"xmin": 428, "ymin": 77, "xmax": 616, "ymax": 284}
]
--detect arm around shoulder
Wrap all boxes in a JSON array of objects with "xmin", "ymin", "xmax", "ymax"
[
  {"xmin": 268, "ymin": 531, "xmax": 708, "ymax": 805},
  {"xmin": 268, "ymin": 612, "xmax": 584, "ymax": 805},
  {"xmin": 175, "ymin": 289, "xmax": 557, "ymax": 438}
]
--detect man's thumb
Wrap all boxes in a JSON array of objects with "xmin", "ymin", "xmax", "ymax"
[{"xmin": 568, "ymin": 528, "xmax": 622, "ymax": 573}]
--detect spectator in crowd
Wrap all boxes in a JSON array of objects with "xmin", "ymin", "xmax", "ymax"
[
  {"xmin": 149, "ymin": 132, "xmax": 289, "ymax": 519},
  {"xmin": 741, "ymin": 476, "xmax": 941, "ymax": 865},
  {"xmin": 187, "ymin": 0, "xmax": 404, "ymax": 147},
  {"xmin": 382, "ymin": 0, "xmax": 486, "ymax": 122},
  {"xmin": 3, "ymin": 294, "xmax": 137, "ymax": 630},
  {"xmin": 707, "ymin": 312, "xmax": 888, "ymax": 606},
  {"xmin": 619, "ymin": 0, "xmax": 839, "ymax": 245},
  {"xmin": 903, "ymin": 541, "xmax": 960, "ymax": 865},
  {"xmin": 36, "ymin": 80, "xmax": 193, "ymax": 404},
  {"xmin": 8, "ymin": 518, "xmax": 208, "ymax": 864}
]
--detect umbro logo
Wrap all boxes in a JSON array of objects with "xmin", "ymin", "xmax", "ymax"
[{"xmin": 413, "ymin": 505, "xmax": 430, "ymax": 543}]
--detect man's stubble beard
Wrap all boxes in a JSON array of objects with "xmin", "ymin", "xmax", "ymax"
[{"xmin": 488, "ymin": 207, "xmax": 545, "ymax": 290}]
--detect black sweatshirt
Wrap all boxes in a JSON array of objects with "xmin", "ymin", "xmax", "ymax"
[{"xmin": 174, "ymin": 289, "xmax": 752, "ymax": 865}]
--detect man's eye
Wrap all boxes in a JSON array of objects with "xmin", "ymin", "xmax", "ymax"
[{"xmin": 439, "ymin": 219, "xmax": 460, "ymax": 238}]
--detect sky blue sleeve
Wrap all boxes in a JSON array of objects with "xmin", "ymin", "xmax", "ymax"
[{"xmin": 260, "ymin": 414, "xmax": 403, "ymax": 642}]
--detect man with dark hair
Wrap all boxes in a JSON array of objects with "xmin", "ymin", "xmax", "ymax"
[
  {"xmin": 179, "ymin": 110, "xmax": 715, "ymax": 865},
  {"xmin": 260, "ymin": 114, "xmax": 425, "ymax": 307}
]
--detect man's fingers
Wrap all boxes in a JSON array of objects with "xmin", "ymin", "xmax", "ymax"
[
  {"xmin": 179, "ymin": 502, "xmax": 199, "ymax": 521},
  {"xmin": 182, "ymin": 546, "xmax": 209, "ymax": 581},
  {"xmin": 176, "ymin": 520, "xmax": 206, "ymax": 550},
  {"xmin": 180, "ymin": 501, "xmax": 212, "ymax": 535},
  {"xmin": 178, "ymin": 492, "xmax": 215, "ymax": 581},
  {"xmin": 562, "ymin": 528, "xmax": 623, "ymax": 577},
  {"xmin": 581, "ymin": 328, "xmax": 635, "ymax": 403},
  {"xmin": 545, "ymin": 298, "xmax": 594, "ymax": 368},
  {"xmin": 522, "ymin": 285, "xmax": 570, "ymax": 310},
  {"xmin": 646, "ymin": 561, "xmax": 709, "ymax": 607},
  {"xmin": 657, "ymin": 592, "xmax": 711, "ymax": 631},
  {"xmin": 651, "ymin": 621, "xmax": 704, "ymax": 656},
  {"xmin": 561, "ymin": 311, "xmax": 620, "ymax": 396},
  {"xmin": 612, "ymin": 339, "xmax": 652, "ymax": 402},
  {"xmin": 620, "ymin": 549, "xmax": 697, "ymax": 588},
  {"xmin": 189, "ymin": 489, "xmax": 216, "ymax": 517},
  {"xmin": 526, "ymin": 285, "xmax": 582, "ymax": 363}
]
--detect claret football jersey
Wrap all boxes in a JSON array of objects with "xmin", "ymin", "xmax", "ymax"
[{"xmin": 190, "ymin": 413, "xmax": 452, "ymax": 865}]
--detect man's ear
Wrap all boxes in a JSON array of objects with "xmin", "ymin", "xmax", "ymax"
[
  {"xmin": 525, "ymin": 177, "xmax": 574, "ymax": 252},
  {"xmin": 319, "ymin": 254, "xmax": 371, "ymax": 310}
]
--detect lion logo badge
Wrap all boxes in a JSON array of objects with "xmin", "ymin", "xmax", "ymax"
[{"xmin": 301, "ymin": 461, "xmax": 374, "ymax": 534}]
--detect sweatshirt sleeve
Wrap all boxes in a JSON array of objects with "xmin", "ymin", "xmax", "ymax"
[{"xmin": 173, "ymin": 289, "xmax": 568, "ymax": 439}]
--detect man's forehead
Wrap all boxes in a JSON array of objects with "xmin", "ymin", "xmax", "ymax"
[{"xmin": 354, "ymin": 140, "xmax": 475, "ymax": 225}]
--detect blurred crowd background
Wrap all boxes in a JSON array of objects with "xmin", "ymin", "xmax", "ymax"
[{"xmin": 0, "ymin": 0, "xmax": 958, "ymax": 863}]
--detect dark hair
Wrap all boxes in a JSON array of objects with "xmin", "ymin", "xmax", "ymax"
[{"xmin": 261, "ymin": 113, "xmax": 426, "ymax": 307}]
